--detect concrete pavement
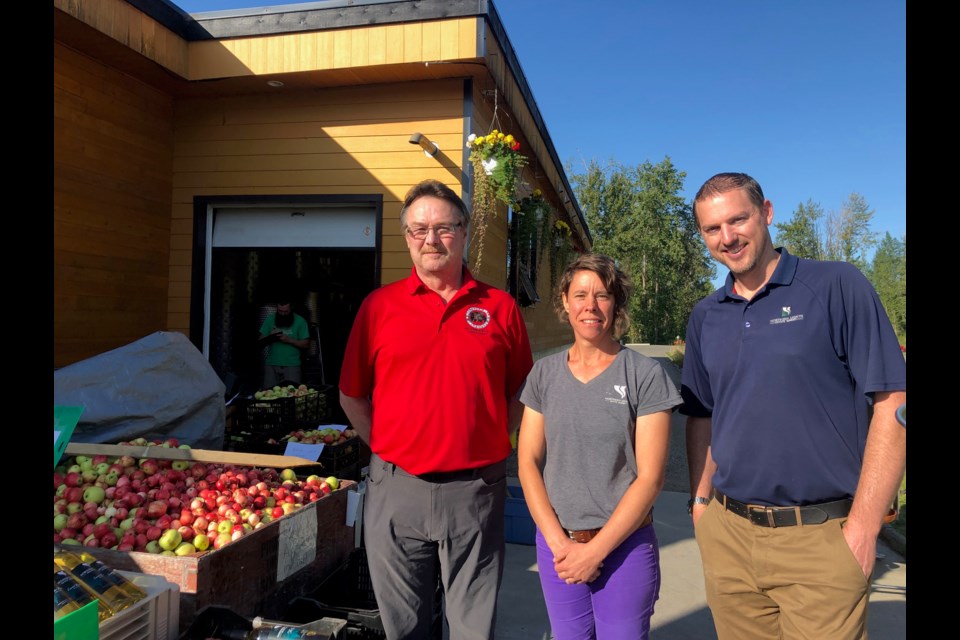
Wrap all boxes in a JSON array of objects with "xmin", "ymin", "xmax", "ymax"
[{"xmin": 493, "ymin": 490, "xmax": 907, "ymax": 639}]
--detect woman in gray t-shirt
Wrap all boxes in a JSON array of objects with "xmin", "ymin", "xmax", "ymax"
[{"xmin": 518, "ymin": 254, "xmax": 680, "ymax": 640}]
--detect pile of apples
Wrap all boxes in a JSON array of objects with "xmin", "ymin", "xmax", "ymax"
[
  {"xmin": 269, "ymin": 427, "xmax": 358, "ymax": 446},
  {"xmin": 53, "ymin": 438, "xmax": 343, "ymax": 556},
  {"xmin": 253, "ymin": 384, "xmax": 317, "ymax": 401}
]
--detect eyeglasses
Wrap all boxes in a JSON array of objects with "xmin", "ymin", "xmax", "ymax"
[{"xmin": 404, "ymin": 223, "xmax": 462, "ymax": 240}]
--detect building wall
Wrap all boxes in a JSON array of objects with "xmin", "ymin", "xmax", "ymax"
[
  {"xmin": 169, "ymin": 78, "xmax": 469, "ymax": 335},
  {"xmin": 54, "ymin": 41, "xmax": 174, "ymax": 368}
]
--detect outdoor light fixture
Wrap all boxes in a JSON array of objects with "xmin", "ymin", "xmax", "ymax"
[{"xmin": 409, "ymin": 132, "xmax": 439, "ymax": 157}]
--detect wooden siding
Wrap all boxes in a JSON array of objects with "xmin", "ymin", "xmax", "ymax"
[
  {"xmin": 54, "ymin": 0, "xmax": 190, "ymax": 79},
  {"xmin": 188, "ymin": 17, "xmax": 479, "ymax": 80},
  {"xmin": 169, "ymin": 78, "xmax": 468, "ymax": 335},
  {"xmin": 54, "ymin": 41, "xmax": 174, "ymax": 368}
]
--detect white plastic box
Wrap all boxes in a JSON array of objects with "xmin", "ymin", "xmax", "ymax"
[{"xmin": 99, "ymin": 570, "xmax": 180, "ymax": 640}]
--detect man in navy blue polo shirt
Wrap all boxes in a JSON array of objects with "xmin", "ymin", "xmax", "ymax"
[{"xmin": 680, "ymin": 172, "xmax": 906, "ymax": 639}]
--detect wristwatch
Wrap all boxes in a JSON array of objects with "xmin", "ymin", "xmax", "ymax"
[{"xmin": 687, "ymin": 496, "xmax": 711, "ymax": 515}]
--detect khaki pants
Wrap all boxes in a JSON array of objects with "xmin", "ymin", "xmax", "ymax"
[{"xmin": 695, "ymin": 498, "xmax": 870, "ymax": 639}]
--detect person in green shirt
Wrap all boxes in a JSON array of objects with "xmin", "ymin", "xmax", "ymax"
[{"xmin": 259, "ymin": 296, "xmax": 310, "ymax": 389}]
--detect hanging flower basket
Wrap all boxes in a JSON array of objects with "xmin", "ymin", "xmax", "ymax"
[
  {"xmin": 466, "ymin": 130, "xmax": 527, "ymax": 270},
  {"xmin": 513, "ymin": 189, "xmax": 554, "ymax": 286}
]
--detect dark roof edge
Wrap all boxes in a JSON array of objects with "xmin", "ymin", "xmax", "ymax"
[
  {"xmin": 125, "ymin": 0, "xmax": 590, "ymax": 243},
  {"xmin": 125, "ymin": 0, "xmax": 197, "ymax": 40}
]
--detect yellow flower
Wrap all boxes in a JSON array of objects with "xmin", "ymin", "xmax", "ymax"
[
  {"xmin": 505, "ymin": 135, "xmax": 515, "ymax": 144},
  {"xmin": 497, "ymin": 132, "xmax": 505, "ymax": 140},
  {"xmin": 533, "ymin": 188, "xmax": 542, "ymax": 197}
]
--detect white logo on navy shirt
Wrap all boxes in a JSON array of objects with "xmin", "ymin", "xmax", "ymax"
[{"xmin": 770, "ymin": 305, "xmax": 804, "ymax": 325}]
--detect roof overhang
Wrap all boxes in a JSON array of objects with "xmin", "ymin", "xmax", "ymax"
[{"xmin": 54, "ymin": 0, "xmax": 591, "ymax": 246}]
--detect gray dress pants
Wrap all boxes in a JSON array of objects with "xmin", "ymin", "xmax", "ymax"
[{"xmin": 364, "ymin": 452, "xmax": 507, "ymax": 640}]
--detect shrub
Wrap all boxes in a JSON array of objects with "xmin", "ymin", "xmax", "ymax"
[{"xmin": 666, "ymin": 346, "xmax": 684, "ymax": 369}]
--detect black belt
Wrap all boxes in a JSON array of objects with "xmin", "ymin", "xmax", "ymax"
[
  {"xmin": 415, "ymin": 462, "xmax": 498, "ymax": 483},
  {"xmin": 713, "ymin": 490, "xmax": 853, "ymax": 528}
]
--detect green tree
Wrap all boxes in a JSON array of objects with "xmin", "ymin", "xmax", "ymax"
[
  {"xmin": 824, "ymin": 192, "xmax": 878, "ymax": 271},
  {"xmin": 869, "ymin": 232, "xmax": 906, "ymax": 343},
  {"xmin": 570, "ymin": 157, "xmax": 714, "ymax": 343},
  {"xmin": 774, "ymin": 199, "xmax": 824, "ymax": 259}
]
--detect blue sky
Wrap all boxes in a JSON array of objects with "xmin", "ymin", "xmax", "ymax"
[{"xmin": 174, "ymin": 0, "xmax": 906, "ymax": 281}]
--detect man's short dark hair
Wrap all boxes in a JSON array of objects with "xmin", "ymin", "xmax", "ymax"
[
  {"xmin": 692, "ymin": 172, "xmax": 766, "ymax": 227},
  {"xmin": 399, "ymin": 179, "xmax": 471, "ymax": 229}
]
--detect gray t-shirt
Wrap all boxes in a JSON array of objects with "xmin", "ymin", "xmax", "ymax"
[{"xmin": 520, "ymin": 347, "xmax": 681, "ymax": 530}]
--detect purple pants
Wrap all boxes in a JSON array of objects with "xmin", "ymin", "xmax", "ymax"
[{"xmin": 536, "ymin": 523, "xmax": 661, "ymax": 640}]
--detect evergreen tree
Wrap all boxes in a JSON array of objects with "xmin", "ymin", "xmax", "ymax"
[
  {"xmin": 570, "ymin": 157, "xmax": 714, "ymax": 343},
  {"xmin": 774, "ymin": 199, "xmax": 824, "ymax": 259},
  {"xmin": 869, "ymin": 232, "xmax": 906, "ymax": 342},
  {"xmin": 824, "ymin": 192, "xmax": 878, "ymax": 270}
]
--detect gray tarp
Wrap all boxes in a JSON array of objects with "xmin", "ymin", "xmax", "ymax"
[{"xmin": 54, "ymin": 331, "xmax": 226, "ymax": 450}]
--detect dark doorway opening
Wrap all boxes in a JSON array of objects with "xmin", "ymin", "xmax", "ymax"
[{"xmin": 209, "ymin": 247, "xmax": 377, "ymax": 421}]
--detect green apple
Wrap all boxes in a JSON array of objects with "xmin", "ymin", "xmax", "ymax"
[
  {"xmin": 174, "ymin": 542, "xmax": 196, "ymax": 556},
  {"xmin": 325, "ymin": 476, "xmax": 339, "ymax": 491},
  {"xmin": 193, "ymin": 534, "xmax": 210, "ymax": 552},
  {"xmin": 279, "ymin": 468, "xmax": 298, "ymax": 482},
  {"xmin": 83, "ymin": 486, "xmax": 106, "ymax": 504},
  {"xmin": 158, "ymin": 529, "xmax": 183, "ymax": 551}
]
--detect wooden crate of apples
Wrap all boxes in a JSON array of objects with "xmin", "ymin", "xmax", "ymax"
[{"xmin": 53, "ymin": 437, "xmax": 348, "ymax": 557}]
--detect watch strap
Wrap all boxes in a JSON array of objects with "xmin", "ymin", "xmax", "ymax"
[{"xmin": 687, "ymin": 496, "xmax": 711, "ymax": 515}]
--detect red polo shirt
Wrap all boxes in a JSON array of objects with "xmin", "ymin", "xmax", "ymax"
[{"xmin": 339, "ymin": 267, "xmax": 533, "ymax": 474}]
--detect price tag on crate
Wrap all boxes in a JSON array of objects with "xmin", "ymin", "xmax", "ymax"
[
  {"xmin": 284, "ymin": 442, "xmax": 324, "ymax": 461},
  {"xmin": 54, "ymin": 406, "xmax": 84, "ymax": 469}
]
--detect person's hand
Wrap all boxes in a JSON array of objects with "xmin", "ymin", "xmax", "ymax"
[
  {"xmin": 554, "ymin": 542, "xmax": 604, "ymax": 585},
  {"xmin": 691, "ymin": 502, "xmax": 709, "ymax": 526},
  {"xmin": 841, "ymin": 517, "xmax": 877, "ymax": 579}
]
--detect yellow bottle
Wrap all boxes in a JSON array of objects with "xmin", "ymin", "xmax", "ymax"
[
  {"xmin": 54, "ymin": 550, "xmax": 138, "ymax": 619},
  {"xmin": 54, "ymin": 565, "xmax": 113, "ymax": 623},
  {"xmin": 62, "ymin": 547, "xmax": 148, "ymax": 603},
  {"xmin": 54, "ymin": 582, "xmax": 83, "ymax": 620}
]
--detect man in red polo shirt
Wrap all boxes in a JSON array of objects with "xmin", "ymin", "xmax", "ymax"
[{"xmin": 340, "ymin": 179, "xmax": 533, "ymax": 640}]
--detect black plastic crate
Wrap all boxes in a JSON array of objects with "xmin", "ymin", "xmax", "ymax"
[
  {"xmin": 286, "ymin": 548, "xmax": 442, "ymax": 640},
  {"xmin": 240, "ymin": 385, "xmax": 333, "ymax": 432}
]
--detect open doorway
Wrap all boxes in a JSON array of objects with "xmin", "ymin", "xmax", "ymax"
[{"xmin": 208, "ymin": 247, "xmax": 376, "ymax": 410}]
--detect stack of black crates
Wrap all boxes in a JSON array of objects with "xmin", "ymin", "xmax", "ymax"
[{"xmin": 225, "ymin": 384, "xmax": 361, "ymax": 481}]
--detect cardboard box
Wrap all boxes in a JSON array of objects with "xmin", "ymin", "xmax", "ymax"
[{"xmin": 504, "ymin": 485, "xmax": 536, "ymax": 545}]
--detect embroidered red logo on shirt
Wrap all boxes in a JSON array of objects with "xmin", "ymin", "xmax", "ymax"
[{"xmin": 465, "ymin": 307, "xmax": 491, "ymax": 330}]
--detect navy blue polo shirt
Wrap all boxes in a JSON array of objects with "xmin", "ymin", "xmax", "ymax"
[{"xmin": 680, "ymin": 248, "xmax": 906, "ymax": 506}]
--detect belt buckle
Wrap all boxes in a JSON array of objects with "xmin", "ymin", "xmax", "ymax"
[{"xmin": 747, "ymin": 504, "xmax": 778, "ymax": 528}]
